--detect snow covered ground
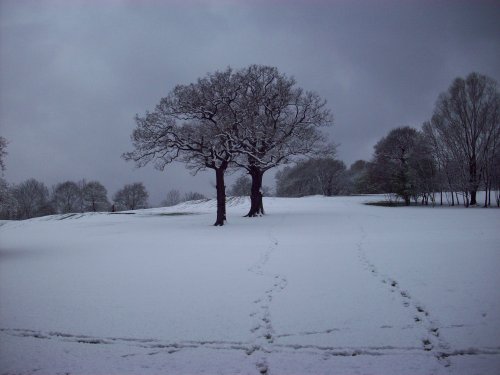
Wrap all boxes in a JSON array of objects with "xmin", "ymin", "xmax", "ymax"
[{"xmin": 0, "ymin": 195, "xmax": 499, "ymax": 375}]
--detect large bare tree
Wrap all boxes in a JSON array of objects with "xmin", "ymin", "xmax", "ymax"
[
  {"xmin": 430, "ymin": 73, "xmax": 500, "ymax": 206},
  {"xmin": 230, "ymin": 65, "xmax": 333, "ymax": 216},
  {"xmin": 124, "ymin": 69, "xmax": 239, "ymax": 226}
]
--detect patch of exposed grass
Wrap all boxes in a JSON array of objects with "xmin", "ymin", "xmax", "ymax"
[{"xmin": 364, "ymin": 201, "xmax": 405, "ymax": 207}]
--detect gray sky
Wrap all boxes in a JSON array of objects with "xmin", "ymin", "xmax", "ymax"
[{"xmin": 1, "ymin": 0, "xmax": 499, "ymax": 205}]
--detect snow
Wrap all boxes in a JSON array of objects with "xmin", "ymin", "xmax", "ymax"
[{"xmin": 0, "ymin": 195, "xmax": 499, "ymax": 374}]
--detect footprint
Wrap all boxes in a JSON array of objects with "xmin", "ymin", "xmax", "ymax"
[
  {"xmin": 422, "ymin": 339, "xmax": 433, "ymax": 351},
  {"xmin": 246, "ymin": 345, "xmax": 259, "ymax": 356},
  {"xmin": 256, "ymin": 361, "xmax": 269, "ymax": 374},
  {"xmin": 416, "ymin": 306, "xmax": 427, "ymax": 314}
]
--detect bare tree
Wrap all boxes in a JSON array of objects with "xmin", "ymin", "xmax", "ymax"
[
  {"xmin": 422, "ymin": 121, "xmax": 466, "ymax": 206},
  {"xmin": 52, "ymin": 181, "xmax": 81, "ymax": 214},
  {"xmin": 430, "ymin": 73, "xmax": 500, "ymax": 206},
  {"xmin": 13, "ymin": 178, "xmax": 52, "ymax": 219},
  {"xmin": 82, "ymin": 181, "xmax": 109, "ymax": 212},
  {"xmin": 162, "ymin": 189, "xmax": 182, "ymax": 207},
  {"xmin": 230, "ymin": 65, "xmax": 333, "ymax": 216},
  {"xmin": 124, "ymin": 68, "xmax": 239, "ymax": 226},
  {"xmin": 0, "ymin": 178, "xmax": 17, "ymax": 219},
  {"xmin": 479, "ymin": 115, "xmax": 500, "ymax": 207},
  {"xmin": 0, "ymin": 136, "xmax": 7, "ymax": 174},
  {"xmin": 0, "ymin": 138, "xmax": 12, "ymax": 217},
  {"xmin": 230, "ymin": 175, "xmax": 252, "ymax": 197},
  {"xmin": 113, "ymin": 182, "xmax": 149, "ymax": 211},
  {"xmin": 492, "ymin": 151, "xmax": 500, "ymax": 207}
]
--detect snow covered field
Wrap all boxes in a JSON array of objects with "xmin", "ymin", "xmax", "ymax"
[{"xmin": 1, "ymin": 195, "xmax": 499, "ymax": 375}]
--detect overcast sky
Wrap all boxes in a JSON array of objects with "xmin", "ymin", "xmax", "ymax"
[{"xmin": 1, "ymin": 0, "xmax": 499, "ymax": 205}]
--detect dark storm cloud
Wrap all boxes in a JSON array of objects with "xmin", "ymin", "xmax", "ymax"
[{"xmin": 1, "ymin": 0, "xmax": 499, "ymax": 204}]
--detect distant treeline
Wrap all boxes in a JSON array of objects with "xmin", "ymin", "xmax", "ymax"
[
  {"xmin": 0, "ymin": 176, "xmax": 213, "ymax": 220},
  {"xmin": 275, "ymin": 73, "xmax": 500, "ymax": 207},
  {"xmin": 275, "ymin": 158, "xmax": 373, "ymax": 197},
  {"xmin": 0, "ymin": 179, "xmax": 147, "ymax": 220}
]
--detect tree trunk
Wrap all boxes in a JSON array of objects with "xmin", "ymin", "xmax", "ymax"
[
  {"xmin": 403, "ymin": 194, "xmax": 411, "ymax": 206},
  {"xmin": 484, "ymin": 181, "xmax": 489, "ymax": 208},
  {"xmin": 214, "ymin": 166, "xmax": 227, "ymax": 226},
  {"xmin": 469, "ymin": 159, "xmax": 478, "ymax": 205},
  {"xmin": 487, "ymin": 182, "xmax": 491, "ymax": 207},
  {"xmin": 470, "ymin": 190, "xmax": 477, "ymax": 206},
  {"xmin": 245, "ymin": 168, "xmax": 265, "ymax": 217}
]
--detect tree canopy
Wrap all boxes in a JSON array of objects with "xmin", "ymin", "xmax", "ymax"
[{"xmin": 124, "ymin": 65, "xmax": 333, "ymax": 223}]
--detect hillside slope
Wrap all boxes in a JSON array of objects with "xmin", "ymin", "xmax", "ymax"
[{"xmin": 1, "ymin": 196, "xmax": 499, "ymax": 374}]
